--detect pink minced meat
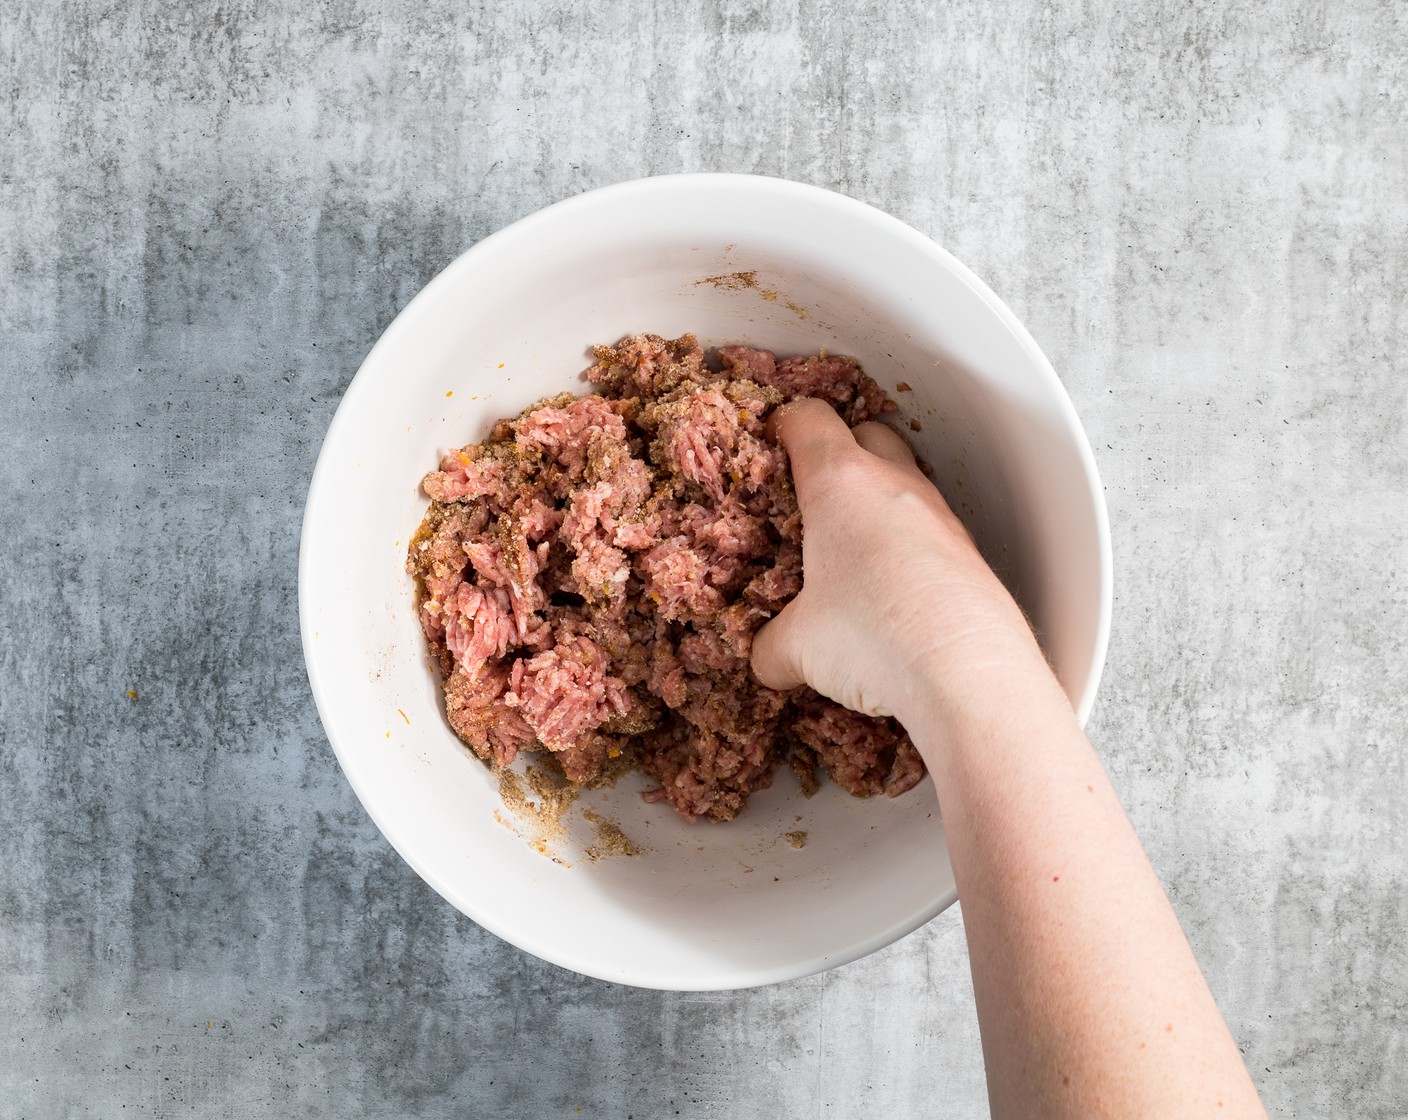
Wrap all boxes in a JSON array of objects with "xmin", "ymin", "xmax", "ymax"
[{"xmin": 407, "ymin": 333, "xmax": 922, "ymax": 822}]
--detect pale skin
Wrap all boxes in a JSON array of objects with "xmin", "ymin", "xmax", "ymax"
[{"xmin": 751, "ymin": 399, "xmax": 1267, "ymax": 1120}]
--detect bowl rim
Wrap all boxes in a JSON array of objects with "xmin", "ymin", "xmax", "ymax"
[{"xmin": 298, "ymin": 172, "xmax": 1113, "ymax": 989}]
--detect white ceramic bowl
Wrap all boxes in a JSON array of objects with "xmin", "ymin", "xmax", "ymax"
[{"xmin": 300, "ymin": 174, "xmax": 1111, "ymax": 990}]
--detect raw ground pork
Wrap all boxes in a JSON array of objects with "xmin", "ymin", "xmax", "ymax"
[{"xmin": 408, "ymin": 334, "xmax": 926, "ymax": 822}]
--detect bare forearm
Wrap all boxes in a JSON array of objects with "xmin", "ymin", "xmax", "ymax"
[
  {"xmin": 904, "ymin": 663, "xmax": 1266, "ymax": 1120},
  {"xmin": 747, "ymin": 401, "xmax": 1265, "ymax": 1117}
]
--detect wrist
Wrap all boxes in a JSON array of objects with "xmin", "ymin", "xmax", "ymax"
[{"xmin": 891, "ymin": 632, "xmax": 1076, "ymax": 766}]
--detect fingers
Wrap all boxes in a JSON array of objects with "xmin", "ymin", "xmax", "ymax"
[
  {"xmin": 749, "ymin": 599, "xmax": 807, "ymax": 692},
  {"xmin": 767, "ymin": 398, "xmax": 859, "ymax": 508},
  {"xmin": 851, "ymin": 421, "xmax": 920, "ymax": 470},
  {"xmin": 853, "ymin": 420, "xmax": 963, "ymax": 524}
]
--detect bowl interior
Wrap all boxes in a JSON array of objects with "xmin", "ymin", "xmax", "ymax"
[{"xmin": 300, "ymin": 176, "xmax": 1109, "ymax": 989}]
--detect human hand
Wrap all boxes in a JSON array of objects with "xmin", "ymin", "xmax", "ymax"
[
  {"xmin": 752, "ymin": 405, "xmax": 1267, "ymax": 1120},
  {"xmin": 750, "ymin": 398, "xmax": 1060, "ymax": 735}
]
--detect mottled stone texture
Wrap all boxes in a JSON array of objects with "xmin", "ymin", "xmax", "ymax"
[{"xmin": 1, "ymin": 0, "xmax": 1404, "ymax": 1116}]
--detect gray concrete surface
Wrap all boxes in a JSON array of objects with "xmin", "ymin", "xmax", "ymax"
[{"xmin": 2, "ymin": 1, "xmax": 1404, "ymax": 1116}]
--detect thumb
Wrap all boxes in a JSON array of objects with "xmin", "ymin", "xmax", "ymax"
[{"xmin": 750, "ymin": 596, "xmax": 809, "ymax": 692}]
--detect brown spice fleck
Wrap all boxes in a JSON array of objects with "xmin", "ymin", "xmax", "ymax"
[
  {"xmin": 497, "ymin": 765, "xmax": 580, "ymax": 851},
  {"xmin": 581, "ymin": 809, "xmax": 641, "ymax": 862},
  {"xmin": 896, "ymin": 381, "xmax": 912, "ymax": 392},
  {"xmin": 909, "ymin": 418, "xmax": 923, "ymax": 431},
  {"xmin": 698, "ymin": 270, "xmax": 760, "ymax": 292},
  {"xmin": 695, "ymin": 271, "xmax": 810, "ymax": 320},
  {"xmin": 784, "ymin": 830, "xmax": 808, "ymax": 849}
]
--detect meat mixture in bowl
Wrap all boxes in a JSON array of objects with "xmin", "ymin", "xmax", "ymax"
[{"xmin": 407, "ymin": 334, "xmax": 926, "ymax": 822}]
